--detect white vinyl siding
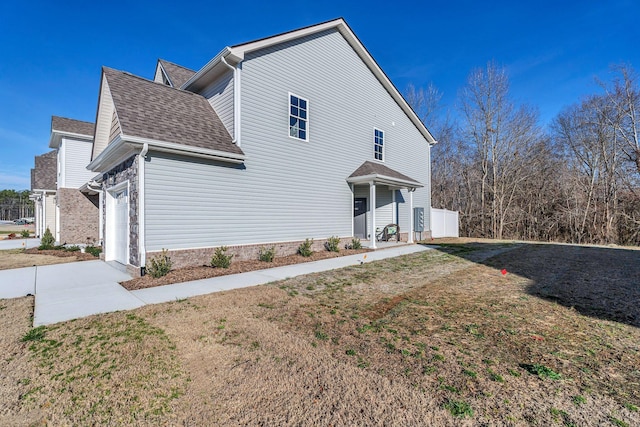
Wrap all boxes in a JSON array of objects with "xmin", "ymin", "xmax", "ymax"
[
  {"xmin": 143, "ymin": 28, "xmax": 431, "ymax": 251},
  {"xmin": 60, "ymin": 137, "xmax": 94, "ymax": 189},
  {"xmin": 93, "ymin": 78, "xmax": 114, "ymax": 159},
  {"xmin": 241, "ymin": 28, "xmax": 431, "ymax": 234},
  {"xmin": 44, "ymin": 193, "xmax": 56, "ymax": 236},
  {"xmin": 202, "ymin": 69, "xmax": 234, "ymax": 138},
  {"xmin": 354, "ymin": 186, "xmax": 394, "ymax": 234}
]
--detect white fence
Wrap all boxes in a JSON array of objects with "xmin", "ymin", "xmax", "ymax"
[{"xmin": 430, "ymin": 208, "xmax": 459, "ymax": 238}]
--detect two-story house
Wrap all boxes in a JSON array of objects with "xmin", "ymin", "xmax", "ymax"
[
  {"xmin": 30, "ymin": 150, "xmax": 57, "ymax": 238},
  {"xmin": 86, "ymin": 18, "xmax": 436, "ymax": 275},
  {"xmin": 45, "ymin": 116, "xmax": 100, "ymax": 244}
]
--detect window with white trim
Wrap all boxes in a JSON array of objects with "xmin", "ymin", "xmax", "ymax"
[
  {"xmin": 374, "ymin": 128, "xmax": 384, "ymax": 161},
  {"xmin": 289, "ymin": 94, "xmax": 308, "ymax": 140}
]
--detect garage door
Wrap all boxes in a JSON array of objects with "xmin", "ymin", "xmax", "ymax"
[{"xmin": 113, "ymin": 187, "xmax": 129, "ymax": 264}]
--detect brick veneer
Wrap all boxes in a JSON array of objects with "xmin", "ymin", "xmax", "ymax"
[
  {"xmin": 58, "ymin": 188, "xmax": 99, "ymax": 244},
  {"xmin": 146, "ymin": 237, "xmax": 356, "ymax": 270}
]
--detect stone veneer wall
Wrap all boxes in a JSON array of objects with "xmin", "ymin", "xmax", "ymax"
[
  {"xmin": 58, "ymin": 188, "xmax": 99, "ymax": 244},
  {"xmin": 101, "ymin": 155, "xmax": 140, "ymax": 266},
  {"xmin": 147, "ymin": 237, "xmax": 357, "ymax": 270}
]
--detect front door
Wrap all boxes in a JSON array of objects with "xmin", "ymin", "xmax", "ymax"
[{"xmin": 354, "ymin": 197, "xmax": 367, "ymax": 238}]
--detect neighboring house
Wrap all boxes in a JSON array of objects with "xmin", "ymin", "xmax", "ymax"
[
  {"xmin": 86, "ymin": 18, "xmax": 436, "ymax": 275},
  {"xmin": 47, "ymin": 116, "xmax": 100, "ymax": 244},
  {"xmin": 30, "ymin": 150, "xmax": 57, "ymax": 238}
]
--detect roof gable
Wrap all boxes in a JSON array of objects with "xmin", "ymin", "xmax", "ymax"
[
  {"xmin": 156, "ymin": 59, "xmax": 196, "ymax": 88},
  {"xmin": 348, "ymin": 161, "xmax": 423, "ymax": 188},
  {"xmin": 182, "ymin": 18, "xmax": 435, "ymax": 144},
  {"xmin": 102, "ymin": 67, "xmax": 242, "ymax": 155}
]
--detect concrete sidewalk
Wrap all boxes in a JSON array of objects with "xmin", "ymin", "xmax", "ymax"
[
  {"xmin": 0, "ymin": 238, "xmax": 41, "ymax": 250},
  {"xmin": 132, "ymin": 245, "xmax": 430, "ymax": 304},
  {"xmin": 1, "ymin": 244, "xmax": 432, "ymax": 326}
]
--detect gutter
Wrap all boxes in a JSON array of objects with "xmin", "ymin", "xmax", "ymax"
[
  {"xmin": 138, "ymin": 143, "xmax": 148, "ymax": 269},
  {"xmin": 220, "ymin": 56, "xmax": 242, "ymax": 146}
]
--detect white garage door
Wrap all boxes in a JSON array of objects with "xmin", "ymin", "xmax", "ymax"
[{"xmin": 112, "ymin": 187, "xmax": 129, "ymax": 264}]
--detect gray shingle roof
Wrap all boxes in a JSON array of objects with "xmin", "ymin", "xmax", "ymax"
[
  {"xmin": 31, "ymin": 150, "xmax": 57, "ymax": 190},
  {"xmin": 158, "ymin": 59, "xmax": 196, "ymax": 88},
  {"xmin": 103, "ymin": 67, "xmax": 243, "ymax": 156},
  {"xmin": 51, "ymin": 116, "xmax": 95, "ymax": 137},
  {"xmin": 348, "ymin": 161, "xmax": 422, "ymax": 186}
]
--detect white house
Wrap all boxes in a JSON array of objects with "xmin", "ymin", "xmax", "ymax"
[
  {"xmin": 85, "ymin": 18, "xmax": 437, "ymax": 275},
  {"xmin": 48, "ymin": 117, "xmax": 100, "ymax": 244}
]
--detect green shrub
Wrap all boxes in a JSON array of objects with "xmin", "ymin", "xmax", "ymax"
[
  {"xmin": 350, "ymin": 238, "xmax": 362, "ymax": 250},
  {"xmin": 298, "ymin": 238, "xmax": 314, "ymax": 257},
  {"xmin": 20, "ymin": 229, "xmax": 30, "ymax": 238},
  {"xmin": 211, "ymin": 246, "xmax": 233, "ymax": 268},
  {"xmin": 64, "ymin": 245, "xmax": 81, "ymax": 252},
  {"xmin": 85, "ymin": 245, "xmax": 102, "ymax": 257},
  {"xmin": 258, "ymin": 246, "xmax": 276, "ymax": 262},
  {"xmin": 39, "ymin": 227, "xmax": 55, "ymax": 249},
  {"xmin": 324, "ymin": 236, "xmax": 341, "ymax": 252},
  {"xmin": 147, "ymin": 249, "xmax": 172, "ymax": 278}
]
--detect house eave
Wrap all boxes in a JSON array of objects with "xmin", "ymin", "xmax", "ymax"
[
  {"xmin": 87, "ymin": 135, "xmax": 246, "ymax": 173},
  {"xmin": 347, "ymin": 173, "xmax": 423, "ymax": 189},
  {"xmin": 49, "ymin": 130, "xmax": 93, "ymax": 148}
]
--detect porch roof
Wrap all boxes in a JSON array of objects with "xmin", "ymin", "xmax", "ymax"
[{"xmin": 346, "ymin": 161, "xmax": 423, "ymax": 189}]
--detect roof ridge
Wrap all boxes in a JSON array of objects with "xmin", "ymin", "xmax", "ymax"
[
  {"xmin": 103, "ymin": 66, "xmax": 202, "ymax": 97},
  {"xmin": 158, "ymin": 58, "xmax": 196, "ymax": 73},
  {"xmin": 51, "ymin": 115, "xmax": 94, "ymax": 125}
]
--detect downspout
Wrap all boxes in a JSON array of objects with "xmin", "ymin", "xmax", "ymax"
[
  {"xmin": 220, "ymin": 55, "xmax": 241, "ymax": 146},
  {"xmin": 138, "ymin": 143, "xmax": 148, "ymax": 273}
]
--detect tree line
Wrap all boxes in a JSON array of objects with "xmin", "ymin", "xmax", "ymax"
[
  {"xmin": 408, "ymin": 62, "xmax": 640, "ymax": 246},
  {"xmin": 0, "ymin": 189, "xmax": 34, "ymax": 221}
]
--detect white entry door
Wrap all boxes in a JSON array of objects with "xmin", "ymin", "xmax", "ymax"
[{"xmin": 107, "ymin": 185, "xmax": 129, "ymax": 265}]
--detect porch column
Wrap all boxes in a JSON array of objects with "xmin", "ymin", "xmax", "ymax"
[
  {"xmin": 408, "ymin": 188, "xmax": 414, "ymax": 244},
  {"xmin": 370, "ymin": 181, "xmax": 376, "ymax": 249}
]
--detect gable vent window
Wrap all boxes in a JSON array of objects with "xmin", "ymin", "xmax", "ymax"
[
  {"xmin": 289, "ymin": 94, "xmax": 308, "ymax": 141},
  {"xmin": 374, "ymin": 128, "xmax": 384, "ymax": 161}
]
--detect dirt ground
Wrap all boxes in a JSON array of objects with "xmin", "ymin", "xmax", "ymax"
[
  {"xmin": 123, "ymin": 248, "xmax": 371, "ymax": 290},
  {"xmin": 1, "ymin": 240, "xmax": 639, "ymax": 426}
]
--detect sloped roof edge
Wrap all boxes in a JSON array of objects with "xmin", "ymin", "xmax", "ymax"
[{"xmin": 181, "ymin": 18, "xmax": 436, "ymax": 143}]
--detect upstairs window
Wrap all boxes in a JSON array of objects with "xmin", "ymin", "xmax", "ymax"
[
  {"xmin": 289, "ymin": 94, "xmax": 308, "ymax": 141},
  {"xmin": 374, "ymin": 128, "xmax": 384, "ymax": 161}
]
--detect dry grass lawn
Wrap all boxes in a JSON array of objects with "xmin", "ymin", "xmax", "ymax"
[
  {"xmin": 1, "ymin": 240, "xmax": 639, "ymax": 426},
  {"xmin": 0, "ymin": 249, "xmax": 87, "ymax": 270}
]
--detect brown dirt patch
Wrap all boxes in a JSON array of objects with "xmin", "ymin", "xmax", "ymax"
[{"xmin": 122, "ymin": 248, "xmax": 371, "ymax": 290}]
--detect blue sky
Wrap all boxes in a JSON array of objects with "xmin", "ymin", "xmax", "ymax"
[{"xmin": 1, "ymin": 0, "xmax": 637, "ymax": 190}]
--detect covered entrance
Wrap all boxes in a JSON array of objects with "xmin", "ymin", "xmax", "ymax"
[{"xmin": 347, "ymin": 161, "xmax": 423, "ymax": 249}]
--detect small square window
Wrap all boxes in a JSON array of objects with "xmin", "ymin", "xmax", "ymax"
[{"xmin": 289, "ymin": 93, "xmax": 308, "ymax": 141}]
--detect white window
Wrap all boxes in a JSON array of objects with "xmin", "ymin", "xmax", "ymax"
[
  {"xmin": 289, "ymin": 94, "xmax": 308, "ymax": 141},
  {"xmin": 374, "ymin": 128, "xmax": 384, "ymax": 161}
]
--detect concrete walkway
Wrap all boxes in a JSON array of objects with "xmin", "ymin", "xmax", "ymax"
[
  {"xmin": 0, "ymin": 238, "xmax": 41, "ymax": 250},
  {"xmin": 0, "ymin": 245, "xmax": 432, "ymax": 326}
]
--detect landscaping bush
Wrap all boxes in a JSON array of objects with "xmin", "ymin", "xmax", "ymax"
[
  {"xmin": 258, "ymin": 246, "xmax": 276, "ymax": 262},
  {"xmin": 39, "ymin": 227, "xmax": 55, "ymax": 249},
  {"xmin": 7, "ymin": 233, "xmax": 16, "ymax": 239},
  {"xmin": 85, "ymin": 245, "xmax": 102, "ymax": 257},
  {"xmin": 345, "ymin": 238, "xmax": 362, "ymax": 250},
  {"xmin": 64, "ymin": 245, "xmax": 81, "ymax": 252},
  {"xmin": 324, "ymin": 236, "xmax": 341, "ymax": 252},
  {"xmin": 211, "ymin": 246, "xmax": 233, "ymax": 268},
  {"xmin": 147, "ymin": 249, "xmax": 172, "ymax": 278},
  {"xmin": 20, "ymin": 229, "xmax": 30, "ymax": 238},
  {"xmin": 298, "ymin": 238, "xmax": 314, "ymax": 257}
]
